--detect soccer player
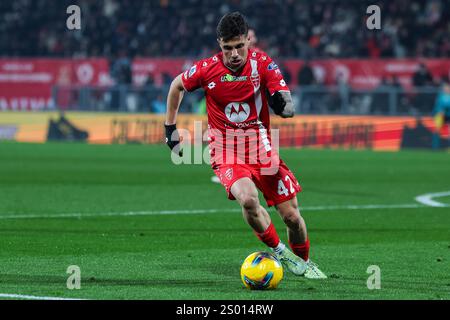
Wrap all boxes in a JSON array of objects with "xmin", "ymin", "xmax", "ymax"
[
  {"xmin": 211, "ymin": 27, "xmax": 260, "ymax": 185},
  {"xmin": 164, "ymin": 12, "xmax": 326, "ymax": 279}
]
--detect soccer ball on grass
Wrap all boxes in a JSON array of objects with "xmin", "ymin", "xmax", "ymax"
[{"xmin": 240, "ymin": 251, "xmax": 283, "ymax": 290}]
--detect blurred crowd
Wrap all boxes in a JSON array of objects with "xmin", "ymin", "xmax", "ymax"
[
  {"xmin": 297, "ymin": 61, "xmax": 449, "ymax": 115},
  {"xmin": 1, "ymin": 0, "xmax": 450, "ymax": 59},
  {"xmin": 2, "ymin": 0, "xmax": 449, "ymax": 116}
]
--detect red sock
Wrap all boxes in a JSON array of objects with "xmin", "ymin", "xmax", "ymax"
[
  {"xmin": 255, "ymin": 222, "xmax": 280, "ymax": 248},
  {"xmin": 289, "ymin": 238, "xmax": 310, "ymax": 261}
]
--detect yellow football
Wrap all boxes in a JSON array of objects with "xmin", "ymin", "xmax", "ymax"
[{"xmin": 240, "ymin": 251, "xmax": 283, "ymax": 290}]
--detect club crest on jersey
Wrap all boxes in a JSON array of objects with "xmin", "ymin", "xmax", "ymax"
[
  {"xmin": 225, "ymin": 102, "xmax": 250, "ymax": 123},
  {"xmin": 250, "ymin": 59, "xmax": 260, "ymax": 89},
  {"xmin": 250, "ymin": 74, "xmax": 260, "ymax": 88}
]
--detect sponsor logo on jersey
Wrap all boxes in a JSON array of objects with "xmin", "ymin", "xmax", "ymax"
[
  {"xmin": 221, "ymin": 74, "xmax": 248, "ymax": 82},
  {"xmin": 224, "ymin": 119, "xmax": 259, "ymax": 129},
  {"xmin": 267, "ymin": 62, "xmax": 279, "ymax": 71},
  {"xmin": 188, "ymin": 65, "xmax": 197, "ymax": 78},
  {"xmin": 225, "ymin": 102, "xmax": 250, "ymax": 123},
  {"xmin": 207, "ymin": 82, "xmax": 216, "ymax": 89}
]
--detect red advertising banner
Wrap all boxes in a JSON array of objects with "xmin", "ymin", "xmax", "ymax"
[
  {"xmin": 283, "ymin": 59, "xmax": 450, "ymax": 89},
  {"xmin": 0, "ymin": 59, "xmax": 110, "ymax": 110},
  {"xmin": 133, "ymin": 58, "xmax": 450, "ymax": 89},
  {"xmin": 1, "ymin": 58, "xmax": 449, "ymax": 110},
  {"xmin": 132, "ymin": 58, "xmax": 192, "ymax": 86}
]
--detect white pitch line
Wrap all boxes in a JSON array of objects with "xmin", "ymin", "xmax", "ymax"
[
  {"xmin": 0, "ymin": 293, "xmax": 84, "ymax": 300},
  {"xmin": 0, "ymin": 208, "xmax": 232, "ymax": 220},
  {"xmin": 415, "ymin": 191, "xmax": 450, "ymax": 208},
  {"xmin": 300, "ymin": 203, "xmax": 427, "ymax": 211},
  {"xmin": 0, "ymin": 203, "xmax": 435, "ymax": 220}
]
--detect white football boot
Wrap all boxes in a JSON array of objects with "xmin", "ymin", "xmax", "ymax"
[
  {"xmin": 304, "ymin": 260, "xmax": 327, "ymax": 279},
  {"xmin": 271, "ymin": 244, "xmax": 308, "ymax": 276}
]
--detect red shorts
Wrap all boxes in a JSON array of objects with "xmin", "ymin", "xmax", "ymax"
[{"xmin": 213, "ymin": 159, "xmax": 302, "ymax": 207}]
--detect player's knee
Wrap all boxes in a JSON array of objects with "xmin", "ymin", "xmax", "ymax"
[
  {"xmin": 289, "ymin": 200, "xmax": 299, "ymax": 211},
  {"xmin": 282, "ymin": 210, "xmax": 301, "ymax": 229},
  {"xmin": 239, "ymin": 194, "xmax": 259, "ymax": 212}
]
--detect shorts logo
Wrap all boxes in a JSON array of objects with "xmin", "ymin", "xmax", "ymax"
[
  {"xmin": 225, "ymin": 102, "xmax": 250, "ymax": 123},
  {"xmin": 208, "ymin": 82, "xmax": 216, "ymax": 89},
  {"xmin": 225, "ymin": 168, "xmax": 233, "ymax": 180},
  {"xmin": 280, "ymin": 79, "xmax": 286, "ymax": 87}
]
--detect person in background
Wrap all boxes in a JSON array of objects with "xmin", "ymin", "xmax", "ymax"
[
  {"xmin": 412, "ymin": 63, "xmax": 435, "ymax": 113},
  {"xmin": 432, "ymin": 81, "xmax": 450, "ymax": 149},
  {"xmin": 196, "ymin": 97, "xmax": 207, "ymax": 115},
  {"xmin": 412, "ymin": 63, "xmax": 434, "ymax": 87},
  {"xmin": 371, "ymin": 76, "xmax": 392, "ymax": 114},
  {"xmin": 248, "ymin": 28, "xmax": 259, "ymax": 51},
  {"xmin": 151, "ymin": 94, "xmax": 166, "ymax": 114},
  {"xmin": 297, "ymin": 61, "xmax": 315, "ymax": 86}
]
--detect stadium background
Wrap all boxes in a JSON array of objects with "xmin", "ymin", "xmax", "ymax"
[
  {"xmin": 1, "ymin": 0, "xmax": 449, "ymax": 149},
  {"xmin": 0, "ymin": 0, "xmax": 449, "ymax": 300}
]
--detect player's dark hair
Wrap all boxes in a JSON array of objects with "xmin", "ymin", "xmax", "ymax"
[{"xmin": 216, "ymin": 12, "xmax": 249, "ymax": 42}]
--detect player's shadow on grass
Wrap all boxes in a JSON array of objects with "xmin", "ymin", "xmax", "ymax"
[
  {"xmin": 199, "ymin": 262, "xmax": 239, "ymax": 278},
  {"xmin": 0, "ymin": 274, "xmax": 230, "ymax": 287},
  {"xmin": 1, "ymin": 274, "xmax": 446, "ymax": 294}
]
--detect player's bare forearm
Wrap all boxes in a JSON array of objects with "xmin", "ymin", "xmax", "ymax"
[{"xmin": 165, "ymin": 74, "xmax": 185, "ymax": 125}]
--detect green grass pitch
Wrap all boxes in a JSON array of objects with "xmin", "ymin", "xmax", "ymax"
[{"xmin": 0, "ymin": 142, "xmax": 449, "ymax": 300}]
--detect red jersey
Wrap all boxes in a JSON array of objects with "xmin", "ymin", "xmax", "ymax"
[{"xmin": 181, "ymin": 49, "xmax": 289, "ymax": 167}]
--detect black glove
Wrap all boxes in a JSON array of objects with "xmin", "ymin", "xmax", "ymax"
[
  {"xmin": 164, "ymin": 124, "xmax": 183, "ymax": 156},
  {"xmin": 266, "ymin": 90, "xmax": 286, "ymax": 116}
]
